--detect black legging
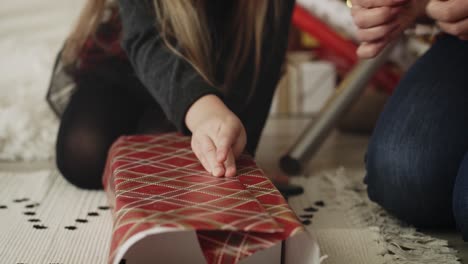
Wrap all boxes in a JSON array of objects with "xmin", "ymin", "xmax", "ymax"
[{"xmin": 55, "ymin": 59, "xmax": 175, "ymax": 189}]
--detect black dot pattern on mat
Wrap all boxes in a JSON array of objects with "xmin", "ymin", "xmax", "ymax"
[
  {"xmin": 304, "ymin": 207, "xmax": 318, "ymax": 212},
  {"xmin": 65, "ymin": 226, "xmax": 77, "ymax": 230},
  {"xmin": 98, "ymin": 206, "xmax": 110, "ymax": 210},
  {"xmin": 300, "ymin": 214, "xmax": 314, "ymax": 219},
  {"xmin": 25, "ymin": 203, "xmax": 40, "ymax": 209},
  {"xmin": 13, "ymin": 198, "xmax": 29, "ymax": 203},
  {"xmin": 88, "ymin": 212, "xmax": 99, "ymax": 216},
  {"xmin": 28, "ymin": 219, "xmax": 41, "ymax": 222},
  {"xmin": 301, "ymin": 219, "xmax": 312, "ymax": 225},
  {"xmin": 76, "ymin": 219, "xmax": 88, "ymax": 223},
  {"xmin": 314, "ymin": 200, "xmax": 325, "ymax": 207},
  {"xmin": 23, "ymin": 211, "xmax": 36, "ymax": 216},
  {"xmin": 33, "ymin": 224, "xmax": 47, "ymax": 230},
  {"xmin": 0, "ymin": 205, "xmax": 7, "ymax": 209}
]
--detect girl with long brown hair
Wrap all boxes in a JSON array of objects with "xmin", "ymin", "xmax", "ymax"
[{"xmin": 48, "ymin": 0, "xmax": 294, "ymax": 189}]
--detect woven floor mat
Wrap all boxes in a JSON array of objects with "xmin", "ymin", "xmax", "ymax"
[
  {"xmin": 0, "ymin": 170, "xmax": 112, "ymax": 264},
  {"xmin": 288, "ymin": 168, "xmax": 460, "ymax": 264},
  {"xmin": 1, "ymin": 168, "xmax": 459, "ymax": 264}
]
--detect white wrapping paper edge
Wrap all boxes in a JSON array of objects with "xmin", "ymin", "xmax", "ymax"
[{"xmin": 112, "ymin": 227, "xmax": 321, "ymax": 264}]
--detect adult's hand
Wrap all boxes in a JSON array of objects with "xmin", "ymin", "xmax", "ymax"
[
  {"xmin": 185, "ymin": 95, "xmax": 246, "ymax": 178},
  {"xmin": 351, "ymin": 0, "xmax": 429, "ymax": 58},
  {"xmin": 427, "ymin": 0, "xmax": 468, "ymax": 40}
]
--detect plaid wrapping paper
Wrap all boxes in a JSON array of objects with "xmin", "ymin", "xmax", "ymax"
[{"xmin": 103, "ymin": 133, "xmax": 305, "ymax": 264}]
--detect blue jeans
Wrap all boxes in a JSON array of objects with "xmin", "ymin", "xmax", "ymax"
[{"xmin": 365, "ymin": 35, "xmax": 468, "ymax": 241}]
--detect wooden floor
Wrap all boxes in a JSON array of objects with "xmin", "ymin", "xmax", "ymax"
[{"xmin": 256, "ymin": 116, "xmax": 369, "ymax": 176}]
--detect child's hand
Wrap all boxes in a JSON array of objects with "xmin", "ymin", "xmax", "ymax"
[
  {"xmin": 351, "ymin": 0, "xmax": 428, "ymax": 58},
  {"xmin": 427, "ymin": 0, "xmax": 468, "ymax": 40},
  {"xmin": 185, "ymin": 95, "xmax": 246, "ymax": 177}
]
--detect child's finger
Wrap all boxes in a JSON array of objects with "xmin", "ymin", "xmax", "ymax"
[
  {"xmin": 231, "ymin": 132, "xmax": 246, "ymax": 158},
  {"xmin": 215, "ymin": 124, "xmax": 238, "ymax": 163},
  {"xmin": 191, "ymin": 138, "xmax": 211, "ymax": 173},
  {"xmin": 224, "ymin": 150, "xmax": 237, "ymax": 177},
  {"xmin": 200, "ymin": 135, "xmax": 225, "ymax": 177}
]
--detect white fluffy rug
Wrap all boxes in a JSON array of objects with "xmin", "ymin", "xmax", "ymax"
[{"xmin": 0, "ymin": 0, "xmax": 85, "ymax": 161}]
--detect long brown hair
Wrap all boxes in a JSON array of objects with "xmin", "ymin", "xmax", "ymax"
[{"xmin": 62, "ymin": 0, "xmax": 279, "ymax": 92}]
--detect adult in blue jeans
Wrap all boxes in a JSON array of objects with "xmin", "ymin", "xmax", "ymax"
[{"xmin": 351, "ymin": 0, "xmax": 468, "ymax": 240}]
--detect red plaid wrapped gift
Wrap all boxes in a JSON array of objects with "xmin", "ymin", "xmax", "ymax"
[{"xmin": 103, "ymin": 133, "xmax": 319, "ymax": 264}]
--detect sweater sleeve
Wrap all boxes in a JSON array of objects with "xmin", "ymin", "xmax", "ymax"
[{"xmin": 117, "ymin": 0, "xmax": 222, "ymax": 134}]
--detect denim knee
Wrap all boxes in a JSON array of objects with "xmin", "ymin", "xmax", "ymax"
[
  {"xmin": 453, "ymin": 152, "xmax": 468, "ymax": 241},
  {"xmin": 365, "ymin": 137, "xmax": 455, "ymax": 228}
]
